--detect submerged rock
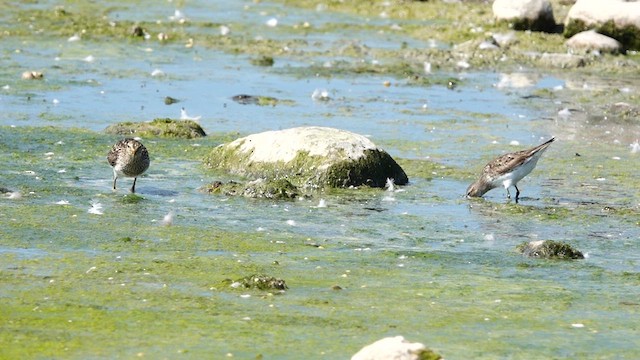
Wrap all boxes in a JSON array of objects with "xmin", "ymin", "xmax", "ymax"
[
  {"xmin": 538, "ymin": 53, "xmax": 586, "ymax": 68},
  {"xmin": 517, "ymin": 240, "xmax": 584, "ymax": 259},
  {"xmin": 204, "ymin": 126, "xmax": 408, "ymax": 189},
  {"xmin": 351, "ymin": 336, "xmax": 442, "ymax": 360},
  {"xmin": 492, "ymin": 0, "xmax": 556, "ymax": 32},
  {"xmin": 231, "ymin": 94, "xmax": 293, "ymax": 106},
  {"xmin": 204, "ymin": 178, "xmax": 301, "ymax": 200},
  {"xmin": 105, "ymin": 118, "xmax": 206, "ymax": 139},
  {"xmin": 565, "ymin": 0, "xmax": 640, "ymax": 50},
  {"xmin": 566, "ymin": 30, "xmax": 622, "ymax": 54},
  {"xmin": 229, "ymin": 274, "xmax": 288, "ymax": 291}
]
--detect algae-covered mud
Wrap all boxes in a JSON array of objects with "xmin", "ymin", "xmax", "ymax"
[{"xmin": 1, "ymin": 1, "xmax": 640, "ymax": 359}]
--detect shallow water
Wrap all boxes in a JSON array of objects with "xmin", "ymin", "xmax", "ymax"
[{"xmin": 1, "ymin": 1, "xmax": 640, "ymax": 359}]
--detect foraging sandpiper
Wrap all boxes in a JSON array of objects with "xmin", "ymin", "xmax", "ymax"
[
  {"xmin": 466, "ymin": 137, "xmax": 555, "ymax": 203},
  {"xmin": 107, "ymin": 138, "xmax": 150, "ymax": 193}
]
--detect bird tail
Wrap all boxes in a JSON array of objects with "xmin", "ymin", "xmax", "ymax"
[{"xmin": 529, "ymin": 137, "xmax": 555, "ymax": 155}]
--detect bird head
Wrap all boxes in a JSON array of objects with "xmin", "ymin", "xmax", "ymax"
[{"xmin": 466, "ymin": 179, "xmax": 491, "ymax": 198}]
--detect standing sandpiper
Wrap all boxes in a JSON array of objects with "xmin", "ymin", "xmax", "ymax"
[
  {"xmin": 466, "ymin": 137, "xmax": 555, "ymax": 203},
  {"xmin": 107, "ymin": 138, "xmax": 150, "ymax": 193}
]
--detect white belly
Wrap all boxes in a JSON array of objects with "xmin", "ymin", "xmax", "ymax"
[{"xmin": 495, "ymin": 157, "xmax": 539, "ymax": 189}]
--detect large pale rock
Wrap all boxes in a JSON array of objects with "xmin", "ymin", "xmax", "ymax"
[
  {"xmin": 566, "ymin": 30, "xmax": 622, "ymax": 53},
  {"xmin": 565, "ymin": 0, "xmax": 640, "ymax": 50},
  {"xmin": 492, "ymin": 0, "xmax": 556, "ymax": 32},
  {"xmin": 351, "ymin": 336, "xmax": 441, "ymax": 360},
  {"xmin": 204, "ymin": 126, "xmax": 408, "ymax": 189}
]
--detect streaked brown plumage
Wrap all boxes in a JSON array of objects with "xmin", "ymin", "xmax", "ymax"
[
  {"xmin": 107, "ymin": 138, "xmax": 150, "ymax": 193},
  {"xmin": 466, "ymin": 137, "xmax": 555, "ymax": 203}
]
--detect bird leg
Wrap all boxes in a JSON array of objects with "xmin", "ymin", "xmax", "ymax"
[
  {"xmin": 515, "ymin": 185, "xmax": 521, "ymax": 204},
  {"xmin": 130, "ymin": 177, "xmax": 137, "ymax": 193},
  {"xmin": 505, "ymin": 187, "xmax": 511, "ymax": 199},
  {"xmin": 113, "ymin": 176, "xmax": 118, "ymax": 190}
]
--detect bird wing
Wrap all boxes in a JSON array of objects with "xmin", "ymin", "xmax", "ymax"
[
  {"xmin": 483, "ymin": 150, "xmax": 529, "ymax": 179},
  {"xmin": 482, "ymin": 137, "xmax": 555, "ymax": 180}
]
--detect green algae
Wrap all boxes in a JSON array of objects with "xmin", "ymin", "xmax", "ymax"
[
  {"xmin": 249, "ymin": 55, "xmax": 275, "ymax": 67},
  {"xmin": 118, "ymin": 194, "xmax": 145, "ymax": 204},
  {"xmin": 397, "ymin": 157, "xmax": 468, "ymax": 181},
  {"xmin": 105, "ymin": 118, "xmax": 206, "ymax": 139},
  {"xmin": 231, "ymin": 94, "xmax": 295, "ymax": 107},
  {"xmin": 204, "ymin": 178, "xmax": 302, "ymax": 200},
  {"xmin": 2, "ymin": 1, "xmax": 640, "ymax": 358}
]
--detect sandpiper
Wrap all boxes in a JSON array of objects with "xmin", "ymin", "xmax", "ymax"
[
  {"xmin": 107, "ymin": 138, "xmax": 150, "ymax": 193},
  {"xmin": 466, "ymin": 137, "xmax": 555, "ymax": 203}
]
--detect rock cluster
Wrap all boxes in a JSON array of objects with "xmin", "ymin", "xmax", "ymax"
[{"xmin": 492, "ymin": 0, "xmax": 640, "ymax": 51}]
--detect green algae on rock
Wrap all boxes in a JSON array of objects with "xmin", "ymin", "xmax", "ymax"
[
  {"xmin": 204, "ymin": 126, "xmax": 408, "ymax": 189},
  {"xmin": 517, "ymin": 240, "xmax": 585, "ymax": 259},
  {"xmin": 351, "ymin": 336, "xmax": 443, "ymax": 360},
  {"xmin": 231, "ymin": 94, "xmax": 294, "ymax": 106},
  {"xmin": 204, "ymin": 178, "xmax": 301, "ymax": 200},
  {"xmin": 105, "ymin": 118, "xmax": 206, "ymax": 139},
  {"xmin": 228, "ymin": 274, "xmax": 288, "ymax": 291}
]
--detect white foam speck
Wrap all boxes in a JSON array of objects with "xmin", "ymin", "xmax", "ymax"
[
  {"xmin": 151, "ymin": 69, "xmax": 165, "ymax": 77},
  {"xmin": 571, "ymin": 323, "xmax": 585, "ymax": 328},
  {"xmin": 56, "ymin": 200, "xmax": 70, "ymax": 205},
  {"xmin": 558, "ymin": 108, "xmax": 571, "ymax": 118},
  {"xmin": 316, "ymin": 199, "xmax": 327, "ymax": 208},
  {"xmin": 311, "ymin": 88, "xmax": 330, "ymax": 101},
  {"xmin": 266, "ymin": 18, "xmax": 278, "ymax": 27},
  {"xmin": 456, "ymin": 60, "xmax": 470, "ymax": 69},
  {"xmin": 220, "ymin": 25, "xmax": 230, "ymax": 36},
  {"xmin": 286, "ymin": 220, "xmax": 296, "ymax": 226},
  {"xmin": 509, "ymin": 140, "xmax": 520, "ymax": 146},
  {"xmin": 88, "ymin": 201, "xmax": 103, "ymax": 215},
  {"xmin": 630, "ymin": 140, "xmax": 640, "ymax": 154},
  {"xmin": 385, "ymin": 178, "xmax": 395, "ymax": 192}
]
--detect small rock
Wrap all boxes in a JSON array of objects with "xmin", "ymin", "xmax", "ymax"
[
  {"xmin": 517, "ymin": 240, "xmax": 585, "ymax": 259},
  {"xmin": 566, "ymin": 30, "xmax": 622, "ymax": 54},
  {"xmin": 21, "ymin": 71, "xmax": 43, "ymax": 80},
  {"xmin": 249, "ymin": 55, "xmax": 275, "ymax": 67},
  {"xmin": 493, "ymin": 0, "xmax": 556, "ymax": 32},
  {"xmin": 231, "ymin": 94, "xmax": 286, "ymax": 106},
  {"xmin": 538, "ymin": 53, "xmax": 586, "ymax": 68},
  {"xmin": 105, "ymin": 118, "xmax": 206, "ymax": 139},
  {"xmin": 351, "ymin": 336, "xmax": 442, "ymax": 360},
  {"xmin": 164, "ymin": 96, "xmax": 180, "ymax": 105},
  {"xmin": 231, "ymin": 274, "xmax": 288, "ymax": 291},
  {"xmin": 131, "ymin": 25, "xmax": 146, "ymax": 37}
]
